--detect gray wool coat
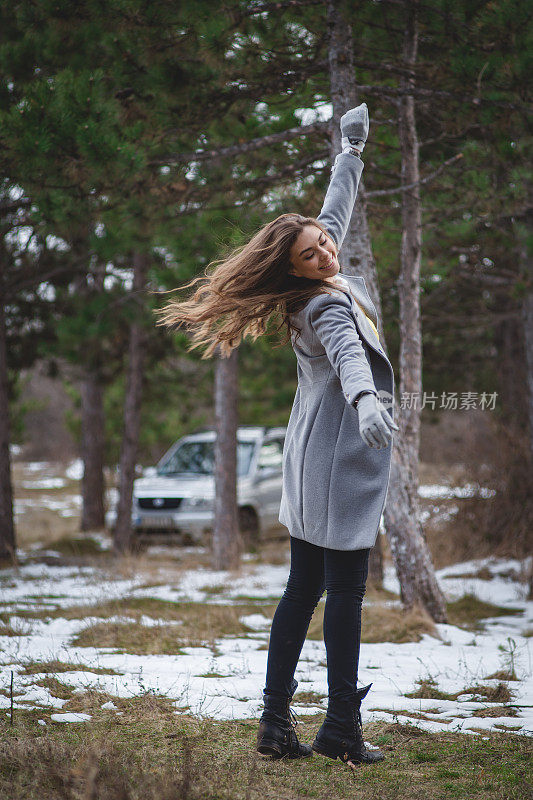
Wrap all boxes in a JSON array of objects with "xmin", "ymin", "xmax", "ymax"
[{"xmin": 278, "ymin": 153, "xmax": 396, "ymax": 551}]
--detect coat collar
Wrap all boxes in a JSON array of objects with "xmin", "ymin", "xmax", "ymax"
[{"xmin": 329, "ymin": 273, "xmax": 378, "ymax": 327}]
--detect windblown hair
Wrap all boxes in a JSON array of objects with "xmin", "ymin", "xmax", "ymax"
[{"xmin": 156, "ymin": 213, "xmax": 339, "ymax": 359}]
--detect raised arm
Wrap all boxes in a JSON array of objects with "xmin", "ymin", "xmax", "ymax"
[
  {"xmin": 317, "ymin": 103, "xmax": 369, "ymax": 251},
  {"xmin": 317, "ymin": 153, "xmax": 364, "ymax": 251}
]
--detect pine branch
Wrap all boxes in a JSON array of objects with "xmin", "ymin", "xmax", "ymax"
[
  {"xmin": 419, "ymin": 123, "xmax": 485, "ymax": 148},
  {"xmin": 224, "ymin": 0, "xmax": 326, "ymax": 24},
  {"xmin": 0, "ymin": 198, "xmax": 32, "ymax": 215},
  {"xmin": 152, "ymin": 122, "xmax": 329, "ymax": 165},
  {"xmin": 352, "ymin": 83, "xmax": 529, "ymax": 112},
  {"xmin": 175, "ymin": 153, "xmax": 329, "ymax": 215},
  {"xmin": 365, "ymin": 153, "xmax": 463, "ymax": 197}
]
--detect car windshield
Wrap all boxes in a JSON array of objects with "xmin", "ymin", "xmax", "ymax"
[{"xmin": 157, "ymin": 440, "xmax": 256, "ymax": 477}]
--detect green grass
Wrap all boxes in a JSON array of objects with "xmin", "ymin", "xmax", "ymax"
[
  {"xmin": 40, "ymin": 535, "xmax": 106, "ymax": 557},
  {"xmin": 0, "ymin": 708, "xmax": 531, "ymax": 800},
  {"xmin": 446, "ymin": 594, "xmax": 523, "ymax": 631}
]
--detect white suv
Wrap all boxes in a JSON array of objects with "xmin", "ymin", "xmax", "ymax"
[{"xmin": 126, "ymin": 426, "xmax": 286, "ymax": 545}]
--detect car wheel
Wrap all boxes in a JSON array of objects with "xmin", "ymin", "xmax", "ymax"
[{"xmin": 238, "ymin": 507, "xmax": 260, "ymax": 550}]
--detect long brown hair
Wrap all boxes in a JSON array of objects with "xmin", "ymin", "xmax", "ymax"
[{"xmin": 156, "ymin": 213, "xmax": 339, "ymax": 359}]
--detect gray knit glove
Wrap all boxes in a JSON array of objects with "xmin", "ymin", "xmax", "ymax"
[
  {"xmin": 357, "ymin": 391, "xmax": 399, "ymax": 449},
  {"xmin": 340, "ymin": 103, "xmax": 369, "ymax": 156}
]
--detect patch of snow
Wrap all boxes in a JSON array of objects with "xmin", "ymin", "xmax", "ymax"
[
  {"xmin": 14, "ymin": 496, "xmax": 81, "ymax": 517},
  {"xmin": 65, "ymin": 459, "xmax": 84, "ymax": 481},
  {"xmin": 0, "ymin": 553, "xmax": 531, "ymax": 736},
  {"xmin": 21, "ymin": 478, "xmax": 66, "ymax": 490},
  {"xmin": 25, "ymin": 462, "xmax": 51, "ymax": 473},
  {"xmin": 418, "ymin": 483, "xmax": 496, "ymax": 499},
  {"xmin": 294, "ymin": 103, "xmax": 332, "ymax": 125},
  {"xmin": 240, "ymin": 614, "xmax": 271, "ymax": 631},
  {"xmin": 50, "ymin": 712, "xmax": 91, "ymax": 723}
]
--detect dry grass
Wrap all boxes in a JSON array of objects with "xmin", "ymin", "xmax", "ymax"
[
  {"xmin": 61, "ymin": 689, "xmax": 187, "ymax": 717},
  {"xmin": 1, "ymin": 707, "xmax": 531, "ymax": 800},
  {"xmin": 485, "ymin": 669, "xmax": 520, "ymax": 682},
  {"xmin": 41, "ymin": 534, "xmax": 107, "ymax": 557},
  {"xmin": 405, "ymin": 678, "xmax": 514, "ymax": 704},
  {"xmin": 472, "ymin": 705, "xmax": 519, "ymax": 718},
  {"xmin": 405, "ymin": 679, "xmax": 459, "ymax": 702},
  {"xmin": 11, "ymin": 463, "xmax": 82, "ymax": 550},
  {"xmin": 18, "ymin": 660, "xmax": 121, "ymax": 676},
  {"xmin": 35, "ymin": 677, "xmax": 76, "ymax": 701},
  {"xmin": 72, "ymin": 621, "xmax": 193, "ymax": 655},
  {"xmin": 70, "ymin": 600, "xmax": 277, "ymax": 655},
  {"xmin": 306, "ymin": 601, "xmax": 437, "ymax": 644},
  {"xmin": 362, "ymin": 603, "xmax": 437, "ymax": 643},
  {"xmin": 369, "ymin": 707, "xmax": 454, "ymax": 725},
  {"xmin": 0, "ymin": 622, "xmax": 26, "ymax": 637},
  {"xmin": 463, "ymin": 683, "xmax": 514, "ymax": 703},
  {"xmin": 14, "ymin": 507, "xmax": 79, "ymax": 550},
  {"xmin": 292, "ymin": 690, "xmax": 327, "ymax": 707}
]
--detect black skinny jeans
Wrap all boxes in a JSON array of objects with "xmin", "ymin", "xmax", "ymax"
[{"xmin": 264, "ymin": 535, "xmax": 370, "ymax": 702}]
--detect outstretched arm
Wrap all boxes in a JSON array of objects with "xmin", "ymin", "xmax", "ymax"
[
  {"xmin": 317, "ymin": 153, "xmax": 364, "ymax": 252},
  {"xmin": 317, "ymin": 103, "xmax": 369, "ymax": 252}
]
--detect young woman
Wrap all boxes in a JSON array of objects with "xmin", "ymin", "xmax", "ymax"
[{"xmin": 158, "ymin": 103, "xmax": 398, "ymax": 769}]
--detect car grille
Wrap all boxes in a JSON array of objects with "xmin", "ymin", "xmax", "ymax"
[{"xmin": 138, "ymin": 498, "xmax": 182, "ymax": 510}]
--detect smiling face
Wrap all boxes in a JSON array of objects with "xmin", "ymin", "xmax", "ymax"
[{"xmin": 288, "ymin": 224, "xmax": 339, "ymax": 282}]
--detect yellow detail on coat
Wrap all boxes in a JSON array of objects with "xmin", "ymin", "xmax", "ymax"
[
  {"xmin": 333, "ymin": 277, "xmax": 380, "ymax": 343},
  {"xmin": 353, "ymin": 297, "xmax": 380, "ymax": 343}
]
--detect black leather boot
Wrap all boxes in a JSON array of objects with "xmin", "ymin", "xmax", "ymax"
[
  {"xmin": 256, "ymin": 678, "xmax": 313, "ymax": 760},
  {"xmin": 312, "ymin": 683, "xmax": 384, "ymax": 766}
]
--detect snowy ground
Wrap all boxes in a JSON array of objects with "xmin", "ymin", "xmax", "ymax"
[
  {"xmin": 4, "ymin": 457, "xmax": 531, "ymax": 736},
  {"xmin": 1, "ymin": 545, "xmax": 531, "ymax": 737}
]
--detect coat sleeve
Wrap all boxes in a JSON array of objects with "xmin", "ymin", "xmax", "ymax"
[
  {"xmin": 308, "ymin": 291, "xmax": 378, "ymax": 406},
  {"xmin": 316, "ymin": 153, "xmax": 364, "ymax": 251}
]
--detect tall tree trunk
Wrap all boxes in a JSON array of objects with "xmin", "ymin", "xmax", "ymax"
[
  {"xmin": 80, "ymin": 373, "xmax": 105, "ymax": 530},
  {"xmin": 327, "ymin": 0, "xmax": 385, "ymax": 584},
  {"xmin": 515, "ymin": 207, "xmax": 533, "ymax": 465},
  {"xmin": 212, "ymin": 345, "xmax": 241, "ymax": 570},
  {"xmin": 384, "ymin": 0, "xmax": 447, "ymax": 621},
  {"xmin": 327, "ymin": 0, "xmax": 446, "ymax": 619},
  {"xmin": 0, "ymin": 296, "xmax": 15, "ymax": 562},
  {"xmin": 522, "ymin": 291, "xmax": 533, "ymax": 461},
  {"xmin": 114, "ymin": 253, "xmax": 149, "ymax": 554},
  {"xmin": 75, "ymin": 262, "xmax": 106, "ymax": 530}
]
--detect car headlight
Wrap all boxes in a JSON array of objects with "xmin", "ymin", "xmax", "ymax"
[{"xmin": 180, "ymin": 497, "xmax": 214, "ymax": 512}]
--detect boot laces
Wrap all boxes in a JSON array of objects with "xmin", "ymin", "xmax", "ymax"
[
  {"xmin": 287, "ymin": 703, "xmax": 299, "ymax": 729},
  {"xmin": 352, "ymin": 706, "xmax": 364, "ymax": 738}
]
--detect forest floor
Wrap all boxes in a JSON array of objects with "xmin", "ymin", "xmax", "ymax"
[{"xmin": 1, "ymin": 457, "xmax": 532, "ymax": 798}]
